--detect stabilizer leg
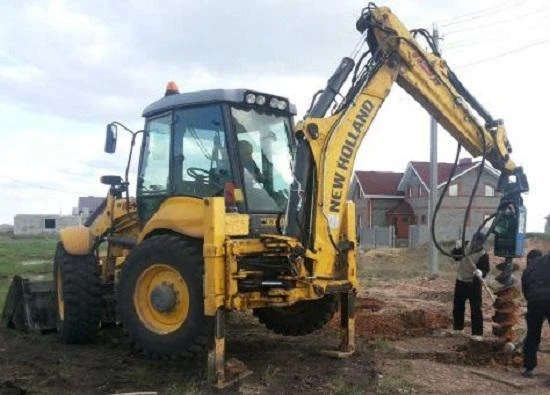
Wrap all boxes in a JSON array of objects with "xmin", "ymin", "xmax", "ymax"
[
  {"xmin": 320, "ymin": 291, "xmax": 356, "ymax": 358},
  {"xmin": 208, "ymin": 308, "xmax": 252, "ymax": 389}
]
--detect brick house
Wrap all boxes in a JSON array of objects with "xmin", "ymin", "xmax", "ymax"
[
  {"xmin": 350, "ymin": 170, "xmax": 405, "ymax": 237},
  {"xmin": 350, "ymin": 158, "xmax": 502, "ymax": 244}
]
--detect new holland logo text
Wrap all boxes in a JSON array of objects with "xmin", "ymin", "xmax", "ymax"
[{"xmin": 329, "ymin": 99, "xmax": 374, "ymax": 213}]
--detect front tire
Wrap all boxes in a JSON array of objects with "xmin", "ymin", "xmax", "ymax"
[
  {"xmin": 117, "ymin": 235, "xmax": 209, "ymax": 359},
  {"xmin": 253, "ymin": 295, "xmax": 337, "ymax": 336},
  {"xmin": 53, "ymin": 242, "xmax": 102, "ymax": 344}
]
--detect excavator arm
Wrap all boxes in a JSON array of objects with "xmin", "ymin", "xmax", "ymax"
[
  {"xmin": 284, "ymin": 3, "xmax": 527, "ymax": 345},
  {"xmin": 285, "ymin": 4, "xmax": 527, "ymax": 256},
  {"xmin": 361, "ymin": 6, "xmax": 516, "ymax": 172}
]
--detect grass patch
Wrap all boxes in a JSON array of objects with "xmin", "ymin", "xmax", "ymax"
[
  {"xmin": 377, "ymin": 374, "xmax": 415, "ymax": 394},
  {"xmin": 164, "ymin": 381, "xmax": 204, "ymax": 395},
  {"xmin": 331, "ymin": 376, "xmax": 365, "ymax": 395},
  {"xmin": 260, "ymin": 364, "xmax": 280, "ymax": 386},
  {"xmin": 372, "ymin": 339, "xmax": 396, "ymax": 354},
  {"xmin": 0, "ymin": 236, "xmax": 57, "ymax": 308},
  {"xmin": 395, "ymin": 359, "xmax": 413, "ymax": 373},
  {"xmin": 336, "ymin": 385, "xmax": 364, "ymax": 395},
  {"xmin": 359, "ymin": 246, "xmax": 457, "ymax": 285}
]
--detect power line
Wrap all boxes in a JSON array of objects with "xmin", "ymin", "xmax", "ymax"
[
  {"xmin": 456, "ymin": 37, "xmax": 550, "ymax": 68},
  {"xmin": 444, "ymin": 12, "xmax": 550, "ymax": 50},
  {"xmin": 445, "ymin": 35, "xmax": 501, "ymax": 50},
  {"xmin": 445, "ymin": 5, "xmax": 550, "ymax": 35},
  {"xmin": 438, "ymin": 1, "xmax": 517, "ymax": 24},
  {"xmin": 439, "ymin": 0, "xmax": 527, "ymax": 27}
]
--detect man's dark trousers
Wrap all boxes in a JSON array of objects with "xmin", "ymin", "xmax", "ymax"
[
  {"xmin": 453, "ymin": 279, "xmax": 483, "ymax": 335},
  {"xmin": 523, "ymin": 301, "xmax": 550, "ymax": 370}
]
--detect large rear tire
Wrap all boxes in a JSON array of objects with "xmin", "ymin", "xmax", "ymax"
[
  {"xmin": 253, "ymin": 294, "xmax": 337, "ymax": 336},
  {"xmin": 117, "ymin": 235, "xmax": 210, "ymax": 359},
  {"xmin": 53, "ymin": 242, "xmax": 102, "ymax": 344}
]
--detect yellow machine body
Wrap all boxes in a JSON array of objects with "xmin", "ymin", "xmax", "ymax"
[
  {"xmin": 38, "ymin": 5, "xmax": 526, "ymax": 388},
  {"xmin": 56, "ymin": 4, "xmax": 521, "ymax": 340}
]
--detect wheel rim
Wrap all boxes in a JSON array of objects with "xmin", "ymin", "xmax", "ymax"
[
  {"xmin": 56, "ymin": 263, "xmax": 65, "ymax": 320},
  {"xmin": 133, "ymin": 263, "xmax": 190, "ymax": 334}
]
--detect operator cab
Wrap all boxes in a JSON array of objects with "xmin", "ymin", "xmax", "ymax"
[{"xmin": 138, "ymin": 82, "xmax": 297, "ymax": 234}]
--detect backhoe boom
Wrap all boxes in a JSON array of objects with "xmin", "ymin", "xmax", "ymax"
[
  {"xmin": 286, "ymin": 4, "xmax": 526, "ymax": 254},
  {"xmin": 284, "ymin": 4, "xmax": 527, "ymax": 346}
]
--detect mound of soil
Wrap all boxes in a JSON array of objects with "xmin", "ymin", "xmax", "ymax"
[
  {"xmin": 330, "ymin": 296, "xmax": 451, "ymax": 340},
  {"xmin": 400, "ymin": 309, "xmax": 452, "ymax": 336},
  {"xmin": 356, "ymin": 296, "xmax": 385, "ymax": 312},
  {"xmin": 454, "ymin": 340, "xmax": 523, "ymax": 368},
  {"xmin": 356, "ymin": 312, "xmax": 405, "ymax": 340}
]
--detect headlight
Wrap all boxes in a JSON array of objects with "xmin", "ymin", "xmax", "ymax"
[
  {"xmin": 277, "ymin": 100, "xmax": 288, "ymax": 110},
  {"xmin": 245, "ymin": 93, "xmax": 256, "ymax": 104},
  {"xmin": 269, "ymin": 97, "xmax": 279, "ymax": 108},
  {"xmin": 256, "ymin": 95, "xmax": 266, "ymax": 105}
]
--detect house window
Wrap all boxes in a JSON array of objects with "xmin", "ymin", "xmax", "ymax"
[
  {"xmin": 418, "ymin": 185, "xmax": 422, "ymax": 196},
  {"xmin": 44, "ymin": 219, "xmax": 56, "ymax": 229},
  {"xmin": 421, "ymin": 215, "xmax": 426, "ymax": 224},
  {"xmin": 485, "ymin": 184, "xmax": 495, "ymax": 197},
  {"xmin": 408, "ymin": 187, "xmax": 413, "ymax": 197},
  {"xmin": 448, "ymin": 184, "xmax": 458, "ymax": 196}
]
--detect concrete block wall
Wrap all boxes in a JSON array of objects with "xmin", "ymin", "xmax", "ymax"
[
  {"xmin": 409, "ymin": 224, "xmax": 481, "ymax": 247},
  {"xmin": 13, "ymin": 214, "xmax": 81, "ymax": 236},
  {"xmin": 360, "ymin": 226, "xmax": 395, "ymax": 248}
]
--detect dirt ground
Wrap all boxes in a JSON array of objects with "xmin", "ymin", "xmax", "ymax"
[
  {"xmin": 0, "ymin": 315, "xmax": 377, "ymax": 395},
  {"xmin": 2, "ymin": 239, "xmax": 550, "ymax": 394}
]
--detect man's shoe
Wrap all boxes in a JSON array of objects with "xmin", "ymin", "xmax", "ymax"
[
  {"xmin": 471, "ymin": 335, "xmax": 483, "ymax": 342},
  {"xmin": 450, "ymin": 329, "xmax": 464, "ymax": 337},
  {"xmin": 521, "ymin": 368, "xmax": 534, "ymax": 378}
]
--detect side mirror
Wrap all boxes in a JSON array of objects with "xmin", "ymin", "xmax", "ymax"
[
  {"xmin": 105, "ymin": 123, "xmax": 118, "ymax": 153},
  {"xmin": 100, "ymin": 175, "xmax": 123, "ymax": 186}
]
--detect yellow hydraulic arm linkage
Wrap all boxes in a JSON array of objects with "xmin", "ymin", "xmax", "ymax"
[{"xmin": 284, "ymin": 3, "xmax": 527, "ymax": 347}]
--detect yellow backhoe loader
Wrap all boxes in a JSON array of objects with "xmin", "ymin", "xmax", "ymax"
[{"xmin": 2, "ymin": 3, "xmax": 528, "ymax": 388}]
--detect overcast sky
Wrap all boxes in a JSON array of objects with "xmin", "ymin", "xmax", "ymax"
[{"xmin": 1, "ymin": 0, "xmax": 548, "ymax": 231}]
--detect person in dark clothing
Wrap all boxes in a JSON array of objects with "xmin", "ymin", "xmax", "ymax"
[
  {"xmin": 450, "ymin": 233, "xmax": 490, "ymax": 340},
  {"xmin": 526, "ymin": 249, "xmax": 543, "ymax": 267},
  {"xmin": 521, "ymin": 251, "xmax": 550, "ymax": 378}
]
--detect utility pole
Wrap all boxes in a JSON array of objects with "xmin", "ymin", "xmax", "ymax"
[{"xmin": 428, "ymin": 25, "xmax": 440, "ymax": 275}]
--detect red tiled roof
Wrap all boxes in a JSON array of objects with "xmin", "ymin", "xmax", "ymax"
[
  {"xmin": 355, "ymin": 159, "xmax": 496, "ymax": 196},
  {"xmin": 355, "ymin": 171, "xmax": 404, "ymax": 196},
  {"xmin": 410, "ymin": 159, "xmax": 478, "ymax": 186}
]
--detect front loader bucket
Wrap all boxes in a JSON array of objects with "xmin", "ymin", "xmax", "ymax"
[{"xmin": 1, "ymin": 275, "xmax": 57, "ymax": 332}]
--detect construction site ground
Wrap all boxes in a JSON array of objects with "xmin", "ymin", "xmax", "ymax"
[{"xmin": 1, "ymin": 236, "xmax": 550, "ymax": 394}]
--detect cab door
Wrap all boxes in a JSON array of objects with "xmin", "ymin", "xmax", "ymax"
[{"xmin": 137, "ymin": 112, "xmax": 172, "ymax": 225}]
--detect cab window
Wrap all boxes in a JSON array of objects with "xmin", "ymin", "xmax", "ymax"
[
  {"xmin": 173, "ymin": 105, "xmax": 231, "ymax": 197},
  {"xmin": 231, "ymin": 107, "xmax": 293, "ymax": 212}
]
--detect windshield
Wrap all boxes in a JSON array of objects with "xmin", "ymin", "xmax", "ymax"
[
  {"xmin": 173, "ymin": 104, "xmax": 231, "ymax": 197},
  {"xmin": 231, "ymin": 107, "xmax": 293, "ymax": 212}
]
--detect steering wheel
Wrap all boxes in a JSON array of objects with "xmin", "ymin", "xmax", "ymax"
[
  {"xmin": 186, "ymin": 167, "xmax": 225, "ymax": 196},
  {"xmin": 186, "ymin": 167, "xmax": 211, "ymax": 180}
]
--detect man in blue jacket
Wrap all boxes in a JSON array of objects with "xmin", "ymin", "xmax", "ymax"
[{"xmin": 521, "ymin": 251, "xmax": 550, "ymax": 378}]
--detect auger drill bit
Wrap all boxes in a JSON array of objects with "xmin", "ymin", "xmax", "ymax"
[{"xmin": 492, "ymin": 257, "xmax": 520, "ymax": 343}]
